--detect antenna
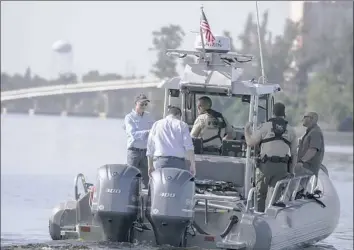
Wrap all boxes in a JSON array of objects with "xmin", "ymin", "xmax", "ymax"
[
  {"xmin": 244, "ymin": 1, "xmax": 265, "ymax": 207},
  {"xmin": 255, "ymin": 1, "xmax": 266, "ymax": 84}
]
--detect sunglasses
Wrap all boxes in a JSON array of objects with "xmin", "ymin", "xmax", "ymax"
[
  {"xmin": 139, "ymin": 102, "xmax": 148, "ymax": 107},
  {"xmin": 303, "ymin": 115, "xmax": 312, "ymax": 119}
]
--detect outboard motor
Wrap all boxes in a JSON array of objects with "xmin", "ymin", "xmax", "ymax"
[
  {"xmin": 91, "ymin": 164, "xmax": 141, "ymax": 242},
  {"xmin": 147, "ymin": 168, "xmax": 195, "ymax": 246}
]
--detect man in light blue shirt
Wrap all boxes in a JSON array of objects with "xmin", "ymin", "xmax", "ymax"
[
  {"xmin": 124, "ymin": 94, "xmax": 155, "ymax": 187},
  {"xmin": 146, "ymin": 106, "xmax": 196, "ymax": 177}
]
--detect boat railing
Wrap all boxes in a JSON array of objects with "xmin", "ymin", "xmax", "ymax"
[
  {"xmin": 74, "ymin": 173, "xmax": 92, "ymax": 225},
  {"xmin": 194, "ymin": 193, "xmax": 241, "ymax": 203},
  {"xmin": 267, "ymin": 174, "xmax": 314, "ymax": 209},
  {"xmin": 310, "ymin": 175, "xmax": 318, "ymax": 193},
  {"xmin": 141, "ymin": 188, "xmax": 241, "ymax": 203},
  {"xmin": 141, "ymin": 188, "xmax": 244, "ymax": 220},
  {"xmin": 245, "ymin": 187, "xmax": 256, "ymax": 212},
  {"xmin": 74, "ymin": 173, "xmax": 88, "ymax": 201}
]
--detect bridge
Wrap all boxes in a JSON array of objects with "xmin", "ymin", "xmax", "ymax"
[
  {"xmin": 1, "ymin": 78, "xmax": 165, "ymax": 118},
  {"xmin": 1, "ymin": 78, "xmax": 162, "ymax": 102}
]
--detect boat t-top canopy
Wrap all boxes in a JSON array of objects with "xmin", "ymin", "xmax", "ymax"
[
  {"xmin": 157, "ymin": 75, "xmax": 281, "ymax": 97},
  {"xmin": 158, "ymin": 35, "xmax": 281, "ymax": 96}
]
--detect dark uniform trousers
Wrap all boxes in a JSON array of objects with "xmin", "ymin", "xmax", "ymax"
[{"xmin": 256, "ymin": 161, "xmax": 288, "ymax": 212}]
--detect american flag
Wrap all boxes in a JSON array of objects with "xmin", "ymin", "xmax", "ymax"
[{"xmin": 200, "ymin": 8, "xmax": 215, "ymax": 44}]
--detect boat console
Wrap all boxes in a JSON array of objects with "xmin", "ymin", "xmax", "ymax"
[
  {"xmin": 192, "ymin": 137, "xmax": 246, "ymax": 157},
  {"xmin": 221, "ymin": 139, "xmax": 245, "ymax": 157}
]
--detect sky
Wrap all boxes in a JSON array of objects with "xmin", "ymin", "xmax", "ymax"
[{"xmin": 1, "ymin": 1, "xmax": 290, "ymax": 80}]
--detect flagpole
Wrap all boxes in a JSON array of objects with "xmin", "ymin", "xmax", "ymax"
[{"xmin": 199, "ymin": 6, "xmax": 206, "ymax": 61}]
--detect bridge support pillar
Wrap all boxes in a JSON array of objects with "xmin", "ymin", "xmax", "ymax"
[
  {"xmin": 121, "ymin": 96, "xmax": 128, "ymax": 115},
  {"xmin": 63, "ymin": 96, "xmax": 71, "ymax": 115},
  {"xmin": 102, "ymin": 92, "xmax": 109, "ymax": 115},
  {"xmin": 29, "ymin": 99, "xmax": 37, "ymax": 115}
]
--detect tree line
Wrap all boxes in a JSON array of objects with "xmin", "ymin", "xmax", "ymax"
[
  {"xmin": 147, "ymin": 10, "xmax": 353, "ymax": 130},
  {"xmin": 1, "ymin": 10, "xmax": 352, "ymax": 131}
]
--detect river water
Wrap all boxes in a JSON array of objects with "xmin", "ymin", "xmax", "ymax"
[{"xmin": 1, "ymin": 115, "xmax": 353, "ymax": 249}]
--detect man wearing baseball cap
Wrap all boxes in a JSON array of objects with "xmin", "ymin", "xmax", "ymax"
[
  {"xmin": 244, "ymin": 102, "xmax": 298, "ymax": 212},
  {"xmin": 124, "ymin": 93, "xmax": 155, "ymax": 187}
]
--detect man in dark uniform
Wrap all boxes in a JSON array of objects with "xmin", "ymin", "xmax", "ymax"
[
  {"xmin": 244, "ymin": 102, "xmax": 298, "ymax": 212},
  {"xmin": 191, "ymin": 96, "xmax": 233, "ymax": 154}
]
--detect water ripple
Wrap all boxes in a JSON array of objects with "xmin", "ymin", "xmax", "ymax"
[{"xmin": 1, "ymin": 115, "xmax": 353, "ymax": 250}]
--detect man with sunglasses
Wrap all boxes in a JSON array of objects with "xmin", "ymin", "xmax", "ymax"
[
  {"xmin": 146, "ymin": 105, "xmax": 196, "ymax": 177},
  {"xmin": 124, "ymin": 94, "xmax": 155, "ymax": 187},
  {"xmin": 296, "ymin": 112, "xmax": 324, "ymax": 178}
]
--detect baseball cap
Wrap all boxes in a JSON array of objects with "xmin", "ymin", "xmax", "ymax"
[
  {"xmin": 273, "ymin": 102, "xmax": 286, "ymax": 117},
  {"xmin": 135, "ymin": 94, "xmax": 150, "ymax": 103}
]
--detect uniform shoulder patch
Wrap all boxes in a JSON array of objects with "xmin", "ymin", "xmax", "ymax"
[{"xmin": 197, "ymin": 116, "xmax": 206, "ymax": 126}]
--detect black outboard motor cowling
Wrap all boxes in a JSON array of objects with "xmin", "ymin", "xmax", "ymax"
[
  {"xmin": 148, "ymin": 168, "xmax": 195, "ymax": 246},
  {"xmin": 91, "ymin": 164, "xmax": 141, "ymax": 242}
]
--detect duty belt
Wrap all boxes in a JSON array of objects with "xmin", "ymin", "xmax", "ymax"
[
  {"xmin": 259, "ymin": 154, "xmax": 290, "ymax": 164},
  {"xmin": 128, "ymin": 147, "xmax": 147, "ymax": 152}
]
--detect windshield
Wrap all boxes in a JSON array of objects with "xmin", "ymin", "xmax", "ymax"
[{"xmin": 195, "ymin": 94, "xmax": 267, "ymax": 128}]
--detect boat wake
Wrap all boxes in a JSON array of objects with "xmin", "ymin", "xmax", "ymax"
[{"xmin": 1, "ymin": 240, "xmax": 201, "ymax": 250}]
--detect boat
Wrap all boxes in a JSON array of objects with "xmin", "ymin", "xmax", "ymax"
[{"xmin": 48, "ymin": 8, "xmax": 340, "ymax": 250}]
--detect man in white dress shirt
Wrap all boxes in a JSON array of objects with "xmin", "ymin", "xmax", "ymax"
[
  {"xmin": 124, "ymin": 94, "xmax": 155, "ymax": 187},
  {"xmin": 146, "ymin": 106, "xmax": 196, "ymax": 177}
]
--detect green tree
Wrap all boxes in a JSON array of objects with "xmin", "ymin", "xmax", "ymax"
[
  {"xmin": 149, "ymin": 24, "xmax": 185, "ymax": 79},
  {"xmin": 82, "ymin": 70, "xmax": 124, "ymax": 82},
  {"xmin": 307, "ymin": 73, "xmax": 352, "ymax": 126},
  {"xmin": 1, "ymin": 73, "xmax": 11, "ymax": 91},
  {"xmin": 222, "ymin": 30, "xmax": 236, "ymax": 52},
  {"xmin": 226, "ymin": 11, "xmax": 303, "ymax": 125},
  {"xmin": 82, "ymin": 70, "xmax": 101, "ymax": 83},
  {"xmin": 24, "ymin": 67, "xmax": 32, "ymax": 82},
  {"xmin": 303, "ymin": 11, "xmax": 353, "ymax": 128}
]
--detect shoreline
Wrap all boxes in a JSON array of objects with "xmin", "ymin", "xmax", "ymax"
[{"xmin": 2, "ymin": 109, "xmax": 351, "ymax": 134}]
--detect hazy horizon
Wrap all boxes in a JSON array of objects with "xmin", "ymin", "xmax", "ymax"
[{"xmin": 1, "ymin": 1, "xmax": 290, "ymax": 80}]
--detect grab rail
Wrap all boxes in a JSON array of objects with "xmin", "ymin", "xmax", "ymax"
[
  {"xmin": 194, "ymin": 193, "xmax": 240, "ymax": 202},
  {"xmin": 142, "ymin": 189, "xmax": 241, "ymax": 203},
  {"xmin": 267, "ymin": 174, "xmax": 314, "ymax": 209},
  {"xmin": 74, "ymin": 173, "xmax": 88, "ymax": 201},
  {"xmin": 194, "ymin": 194, "xmax": 241, "ymax": 225},
  {"xmin": 245, "ymin": 187, "xmax": 256, "ymax": 212}
]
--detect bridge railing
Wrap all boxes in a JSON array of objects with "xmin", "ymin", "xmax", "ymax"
[{"xmin": 1, "ymin": 78, "xmax": 162, "ymax": 102}]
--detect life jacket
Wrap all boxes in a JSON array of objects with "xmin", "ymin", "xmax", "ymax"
[
  {"xmin": 203, "ymin": 109, "xmax": 227, "ymax": 144},
  {"xmin": 259, "ymin": 117, "xmax": 291, "ymax": 147}
]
